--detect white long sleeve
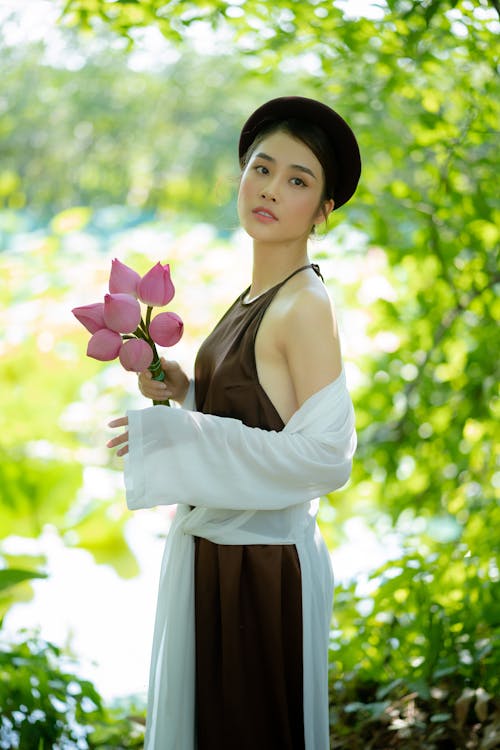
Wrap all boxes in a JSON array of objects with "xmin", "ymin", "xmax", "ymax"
[{"xmin": 124, "ymin": 370, "xmax": 356, "ymax": 512}]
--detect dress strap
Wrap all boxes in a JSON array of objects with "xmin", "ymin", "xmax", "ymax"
[
  {"xmin": 241, "ymin": 263, "xmax": 324, "ymax": 305},
  {"xmin": 311, "ymin": 263, "xmax": 324, "ymax": 282},
  {"xmin": 279, "ymin": 262, "xmax": 324, "ymax": 286}
]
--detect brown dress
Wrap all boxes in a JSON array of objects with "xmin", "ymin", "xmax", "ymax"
[{"xmin": 193, "ymin": 264, "xmax": 322, "ymax": 750}]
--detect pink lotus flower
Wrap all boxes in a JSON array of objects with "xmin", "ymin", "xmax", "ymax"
[
  {"xmin": 119, "ymin": 338, "xmax": 154, "ymax": 372},
  {"xmin": 149, "ymin": 312, "xmax": 184, "ymax": 347},
  {"xmin": 74, "ymin": 259, "xmax": 183, "ymax": 408},
  {"xmin": 103, "ymin": 293, "xmax": 141, "ymax": 333},
  {"xmin": 87, "ymin": 329, "xmax": 123, "ymax": 361},
  {"xmin": 72, "ymin": 302, "xmax": 106, "ymax": 334},
  {"xmin": 138, "ymin": 263, "xmax": 175, "ymax": 307},
  {"xmin": 109, "ymin": 258, "xmax": 141, "ymax": 297}
]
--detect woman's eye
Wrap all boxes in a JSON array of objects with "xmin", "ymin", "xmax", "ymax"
[
  {"xmin": 255, "ymin": 165, "xmax": 269, "ymax": 175},
  {"xmin": 291, "ymin": 177, "xmax": 306, "ymax": 187}
]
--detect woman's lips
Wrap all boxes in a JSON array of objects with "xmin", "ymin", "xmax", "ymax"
[{"xmin": 252, "ymin": 207, "xmax": 278, "ymax": 222}]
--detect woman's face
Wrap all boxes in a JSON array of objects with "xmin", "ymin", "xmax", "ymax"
[{"xmin": 237, "ymin": 130, "xmax": 333, "ymax": 245}]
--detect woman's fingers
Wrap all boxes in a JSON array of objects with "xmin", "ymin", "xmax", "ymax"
[
  {"xmin": 107, "ymin": 432, "xmax": 129, "ymax": 456},
  {"xmin": 142, "ymin": 381, "xmax": 170, "ymax": 399},
  {"xmin": 109, "ymin": 417, "xmax": 129, "ymax": 428},
  {"xmin": 107, "ymin": 417, "xmax": 129, "ymax": 455},
  {"xmin": 107, "ymin": 430, "xmax": 128, "ymax": 446},
  {"xmin": 142, "ymin": 387, "xmax": 170, "ymax": 400},
  {"xmin": 116, "ymin": 442, "xmax": 129, "ymax": 456},
  {"xmin": 107, "ymin": 429, "xmax": 128, "ymax": 446},
  {"xmin": 138, "ymin": 368, "xmax": 170, "ymax": 399}
]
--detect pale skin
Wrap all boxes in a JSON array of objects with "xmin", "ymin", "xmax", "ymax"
[{"xmin": 108, "ymin": 130, "xmax": 341, "ymax": 456}]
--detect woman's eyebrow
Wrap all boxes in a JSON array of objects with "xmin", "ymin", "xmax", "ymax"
[
  {"xmin": 254, "ymin": 151, "xmax": 317, "ymax": 180},
  {"xmin": 291, "ymin": 163, "xmax": 317, "ymax": 180}
]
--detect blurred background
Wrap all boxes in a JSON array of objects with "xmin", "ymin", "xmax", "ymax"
[{"xmin": 1, "ymin": 0, "xmax": 498, "ymax": 747}]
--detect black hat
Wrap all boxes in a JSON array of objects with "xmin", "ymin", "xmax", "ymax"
[{"xmin": 238, "ymin": 96, "xmax": 361, "ymax": 209}]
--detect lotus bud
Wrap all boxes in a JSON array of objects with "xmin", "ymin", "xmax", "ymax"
[
  {"xmin": 72, "ymin": 303, "xmax": 106, "ymax": 334},
  {"xmin": 109, "ymin": 258, "xmax": 141, "ymax": 296},
  {"xmin": 103, "ymin": 293, "xmax": 141, "ymax": 334},
  {"xmin": 119, "ymin": 339, "xmax": 153, "ymax": 372},
  {"xmin": 87, "ymin": 329, "xmax": 123, "ymax": 361},
  {"xmin": 149, "ymin": 312, "xmax": 184, "ymax": 347},
  {"xmin": 138, "ymin": 262, "xmax": 175, "ymax": 307}
]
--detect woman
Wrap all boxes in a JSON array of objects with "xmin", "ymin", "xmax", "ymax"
[{"xmin": 108, "ymin": 96, "xmax": 360, "ymax": 750}]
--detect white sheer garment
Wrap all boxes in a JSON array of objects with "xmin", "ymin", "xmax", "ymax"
[{"xmin": 124, "ymin": 369, "xmax": 356, "ymax": 750}]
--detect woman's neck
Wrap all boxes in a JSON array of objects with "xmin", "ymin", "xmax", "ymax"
[{"xmin": 248, "ymin": 241, "xmax": 309, "ymax": 300}]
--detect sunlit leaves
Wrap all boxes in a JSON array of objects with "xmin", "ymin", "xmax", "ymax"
[
  {"xmin": 0, "ymin": 569, "xmax": 47, "ymax": 592},
  {"xmin": 0, "ymin": 634, "xmax": 145, "ymax": 748},
  {"xmin": 0, "ymin": 568, "xmax": 48, "ymax": 621},
  {"xmin": 330, "ymin": 548, "xmax": 500, "ymax": 741}
]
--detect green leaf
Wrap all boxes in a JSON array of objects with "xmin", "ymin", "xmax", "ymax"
[{"xmin": 0, "ymin": 568, "xmax": 47, "ymax": 592}]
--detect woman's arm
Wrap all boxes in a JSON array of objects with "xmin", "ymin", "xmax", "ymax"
[
  {"xmin": 107, "ymin": 285, "xmax": 355, "ymax": 512},
  {"xmin": 109, "ymin": 371, "xmax": 355, "ymax": 512},
  {"xmin": 280, "ymin": 286, "xmax": 342, "ymax": 408}
]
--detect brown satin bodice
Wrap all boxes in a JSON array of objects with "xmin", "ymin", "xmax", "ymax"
[{"xmin": 194, "ymin": 263, "xmax": 323, "ymax": 432}]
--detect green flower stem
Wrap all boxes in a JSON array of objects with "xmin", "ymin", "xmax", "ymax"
[
  {"xmin": 143, "ymin": 310, "xmax": 169, "ymax": 405},
  {"xmin": 149, "ymin": 356, "xmax": 170, "ymax": 407},
  {"xmin": 124, "ymin": 316, "xmax": 169, "ymax": 406},
  {"xmin": 132, "ymin": 324, "xmax": 148, "ymax": 340}
]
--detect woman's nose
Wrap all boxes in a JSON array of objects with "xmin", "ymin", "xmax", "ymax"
[{"xmin": 261, "ymin": 188, "xmax": 277, "ymax": 202}]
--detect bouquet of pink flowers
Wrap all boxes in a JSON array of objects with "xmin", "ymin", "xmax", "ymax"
[{"xmin": 72, "ymin": 259, "xmax": 183, "ymax": 406}]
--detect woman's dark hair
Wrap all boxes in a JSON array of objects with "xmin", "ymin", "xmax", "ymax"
[{"xmin": 239, "ymin": 117, "xmax": 338, "ymax": 210}]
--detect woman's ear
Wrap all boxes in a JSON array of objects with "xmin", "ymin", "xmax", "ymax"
[{"xmin": 313, "ymin": 198, "xmax": 335, "ymax": 226}]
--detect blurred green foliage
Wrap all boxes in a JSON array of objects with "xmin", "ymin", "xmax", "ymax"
[
  {"xmin": 0, "ymin": 569, "xmax": 47, "ymax": 624},
  {"xmin": 331, "ymin": 549, "xmax": 499, "ymax": 746},
  {"xmin": 1, "ymin": 0, "xmax": 499, "ymax": 746},
  {"xmin": 0, "ymin": 32, "xmax": 272, "ymax": 226},
  {"xmin": 0, "ymin": 631, "xmax": 145, "ymax": 748}
]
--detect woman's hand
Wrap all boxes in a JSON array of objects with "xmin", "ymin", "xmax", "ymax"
[
  {"xmin": 138, "ymin": 357, "xmax": 189, "ymax": 404},
  {"xmin": 107, "ymin": 416, "xmax": 129, "ymax": 456}
]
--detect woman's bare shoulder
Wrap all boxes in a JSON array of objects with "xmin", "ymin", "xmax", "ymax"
[
  {"xmin": 278, "ymin": 274, "xmax": 342, "ymax": 405},
  {"xmin": 275, "ymin": 269, "xmax": 337, "ymax": 330}
]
